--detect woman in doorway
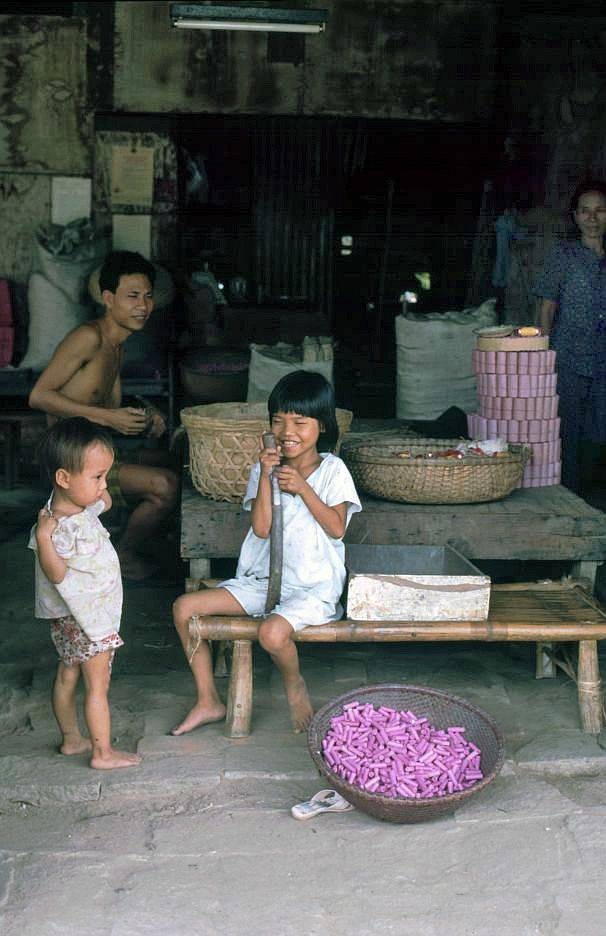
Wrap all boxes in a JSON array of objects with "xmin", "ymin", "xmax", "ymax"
[{"xmin": 534, "ymin": 180, "xmax": 606, "ymax": 493}]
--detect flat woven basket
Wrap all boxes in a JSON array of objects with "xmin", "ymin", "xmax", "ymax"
[
  {"xmin": 308, "ymin": 684, "xmax": 505, "ymax": 824},
  {"xmin": 181, "ymin": 402, "xmax": 353, "ymax": 503},
  {"xmin": 343, "ymin": 438, "xmax": 530, "ymax": 505}
]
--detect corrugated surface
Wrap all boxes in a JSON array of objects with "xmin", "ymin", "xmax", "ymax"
[{"xmin": 252, "ymin": 118, "xmax": 333, "ymax": 314}]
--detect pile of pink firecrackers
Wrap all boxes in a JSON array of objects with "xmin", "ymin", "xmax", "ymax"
[{"xmin": 322, "ymin": 701, "xmax": 484, "ymax": 799}]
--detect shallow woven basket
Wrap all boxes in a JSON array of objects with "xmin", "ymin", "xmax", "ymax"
[
  {"xmin": 181, "ymin": 402, "xmax": 353, "ymax": 503},
  {"xmin": 308, "ymin": 684, "xmax": 505, "ymax": 824},
  {"xmin": 343, "ymin": 438, "xmax": 530, "ymax": 505}
]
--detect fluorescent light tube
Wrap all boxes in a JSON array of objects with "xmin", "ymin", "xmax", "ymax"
[
  {"xmin": 173, "ymin": 17, "xmax": 324, "ymax": 33},
  {"xmin": 170, "ymin": 5, "xmax": 327, "ymax": 34}
]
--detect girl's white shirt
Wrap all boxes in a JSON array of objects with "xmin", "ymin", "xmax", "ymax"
[
  {"xmin": 28, "ymin": 494, "xmax": 123, "ymax": 641},
  {"xmin": 236, "ymin": 453, "xmax": 362, "ymax": 606}
]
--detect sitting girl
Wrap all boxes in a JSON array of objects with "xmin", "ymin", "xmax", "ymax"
[{"xmin": 171, "ymin": 370, "xmax": 361, "ymax": 734}]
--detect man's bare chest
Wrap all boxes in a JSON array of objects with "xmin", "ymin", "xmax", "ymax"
[{"xmin": 64, "ymin": 346, "xmax": 122, "ymax": 403}]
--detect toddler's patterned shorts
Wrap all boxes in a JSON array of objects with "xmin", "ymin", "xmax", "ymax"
[{"xmin": 50, "ymin": 615, "xmax": 123, "ymax": 668}]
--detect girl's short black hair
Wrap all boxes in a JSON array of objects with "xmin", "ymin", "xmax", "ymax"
[
  {"xmin": 38, "ymin": 417, "xmax": 114, "ymax": 487},
  {"xmin": 267, "ymin": 370, "xmax": 339, "ymax": 451}
]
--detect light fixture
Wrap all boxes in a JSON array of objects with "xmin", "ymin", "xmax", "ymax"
[{"xmin": 170, "ymin": 4, "xmax": 328, "ymax": 33}]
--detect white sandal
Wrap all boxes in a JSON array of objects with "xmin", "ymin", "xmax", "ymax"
[{"xmin": 291, "ymin": 789, "xmax": 354, "ymax": 821}]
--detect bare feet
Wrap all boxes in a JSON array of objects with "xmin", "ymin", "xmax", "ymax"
[
  {"xmin": 169, "ymin": 702, "xmax": 226, "ymax": 736},
  {"xmin": 285, "ymin": 677, "xmax": 314, "ymax": 733},
  {"xmin": 117, "ymin": 548, "xmax": 157, "ymax": 582},
  {"xmin": 60, "ymin": 737, "xmax": 93, "ymax": 756},
  {"xmin": 90, "ymin": 749, "xmax": 142, "ymax": 770}
]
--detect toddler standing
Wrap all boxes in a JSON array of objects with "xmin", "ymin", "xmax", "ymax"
[
  {"xmin": 171, "ymin": 370, "xmax": 361, "ymax": 735},
  {"xmin": 29, "ymin": 417, "xmax": 141, "ymax": 770}
]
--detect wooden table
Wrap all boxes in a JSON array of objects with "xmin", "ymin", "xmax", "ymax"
[{"xmin": 181, "ymin": 478, "xmax": 606, "ymax": 589}]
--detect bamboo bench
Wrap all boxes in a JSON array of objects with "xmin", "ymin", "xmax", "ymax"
[{"xmin": 188, "ymin": 581, "xmax": 606, "ymax": 739}]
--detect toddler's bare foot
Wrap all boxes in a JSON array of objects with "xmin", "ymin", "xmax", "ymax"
[
  {"xmin": 90, "ymin": 749, "xmax": 142, "ymax": 770},
  {"xmin": 169, "ymin": 702, "xmax": 226, "ymax": 736},
  {"xmin": 285, "ymin": 677, "xmax": 314, "ymax": 733},
  {"xmin": 60, "ymin": 737, "xmax": 92, "ymax": 756}
]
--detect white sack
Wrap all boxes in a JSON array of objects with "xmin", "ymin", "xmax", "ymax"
[
  {"xmin": 247, "ymin": 343, "xmax": 333, "ymax": 404},
  {"xmin": 20, "ymin": 273, "xmax": 89, "ymax": 371},
  {"xmin": 395, "ymin": 298, "xmax": 497, "ymax": 420}
]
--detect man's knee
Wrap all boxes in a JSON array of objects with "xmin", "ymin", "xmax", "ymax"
[
  {"xmin": 153, "ymin": 467, "xmax": 179, "ymax": 508},
  {"xmin": 119, "ymin": 464, "xmax": 178, "ymax": 509}
]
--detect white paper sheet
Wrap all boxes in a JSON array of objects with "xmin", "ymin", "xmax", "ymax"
[
  {"xmin": 112, "ymin": 214, "xmax": 152, "ymax": 258},
  {"xmin": 111, "ymin": 145, "xmax": 154, "ymax": 209},
  {"xmin": 51, "ymin": 177, "xmax": 92, "ymax": 225}
]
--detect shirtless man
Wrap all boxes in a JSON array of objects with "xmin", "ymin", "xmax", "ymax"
[{"xmin": 29, "ymin": 250, "xmax": 179, "ymax": 581}]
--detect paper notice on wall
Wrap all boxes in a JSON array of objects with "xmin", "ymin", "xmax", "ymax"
[
  {"xmin": 112, "ymin": 214, "xmax": 152, "ymax": 258},
  {"xmin": 110, "ymin": 145, "xmax": 154, "ymax": 209},
  {"xmin": 51, "ymin": 177, "xmax": 92, "ymax": 225}
]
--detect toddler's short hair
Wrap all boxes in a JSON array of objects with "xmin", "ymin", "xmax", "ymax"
[
  {"xmin": 268, "ymin": 370, "xmax": 339, "ymax": 451},
  {"xmin": 38, "ymin": 417, "xmax": 114, "ymax": 487},
  {"xmin": 98, "ymin": 250, "xmax": 156, "ymax": 294}
]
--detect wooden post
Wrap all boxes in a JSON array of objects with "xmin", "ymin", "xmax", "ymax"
[
  {"xmin": 189, "ymin": 558, "xmax": 211, "ymax": 578},
  {"xmin": 535, "ymin": 642, "xmax": 555, "ymax": 679},
  {"xmin": 225, "ymin": 639, "xmax": 253, "ymax": 738},
  {"xmin": 569, "ymin": 561, "xmax": 599, "ymax": 595},
  {"xmin": 577, "ymin": 639, "xmax": 603, "ymax": 734}
]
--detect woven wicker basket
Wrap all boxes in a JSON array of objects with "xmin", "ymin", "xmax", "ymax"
[
  {"xmin": 343, "ymin": 438, "xmax": 530, "ymax": 505},
  {"xmin": 181, "ymin": 402, "xmax": 353, "ymax": 503},
  {"xmin": 308, "ymin": 684, "xmax": 505, "ymax": 823}
]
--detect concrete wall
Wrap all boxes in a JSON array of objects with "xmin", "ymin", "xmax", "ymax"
[
  {"xmin": 0, "ymin": 0, "xmax": 498, "ymax": 287},
  {"xmin": 114, "ymin": 0, "xmax": 497, "ymax": 120},
  {"xmin": 0, "ymin": 15, "xmax": 90, "ymax": 282},
  {"xmin": 503, "ymin": 13, "xmax": 606, "ymax": 210}
]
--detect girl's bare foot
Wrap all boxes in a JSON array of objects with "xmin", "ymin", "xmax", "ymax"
[
  {"xmin": 169, "ymin": 702, "xmax": 226, "ymax": 736},
  {"xmin": 285, "ymin": 677, "xmax": 314, "ymax": 733},
  {"xmin": 90, "ymin": 749, "xmax": 142, "ymax": 770},
  {"xmin": 60, "ymin": 737, "xmax": 93, "ymax": 756}
]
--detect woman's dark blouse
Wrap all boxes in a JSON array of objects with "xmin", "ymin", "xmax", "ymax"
[{"xmin": 534, "ymin": 240, "xmax": 606, "ymax": 377}]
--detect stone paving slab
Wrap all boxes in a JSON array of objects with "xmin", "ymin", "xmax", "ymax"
[
  {"xmin": 100, "ymin": 754, "xmax": 224, "ymax": 800},
  {"xmin": 515, "ymin": 728, "xmax": 606, "ymax": 776},
  {"xmin": 5, "ymin": 804, "xmax": 606, "ymax": 936},
  {"xmin": 223, "ymin": 734, "xmax": 318, "ymax": 781},
  {"xmin": 138, "ymin": 728, "xmax": 233, "ymax": 758},
  {"xmin": 0, "ymin": 755, "xmax": 102, "ymax": 805}
]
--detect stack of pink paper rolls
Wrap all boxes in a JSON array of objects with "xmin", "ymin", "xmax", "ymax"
[{"xmin": 468, "ymin": 348, "xmax": 561, "ymax": 487}]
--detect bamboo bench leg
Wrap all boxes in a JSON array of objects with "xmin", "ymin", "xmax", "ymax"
[
  {"xmin": 578, "ymin": 639, "xmax": 603, "ymax": 734},
  {"xmin": 213, "ymin": 642, "xmax": 230, "ymax": 678},
  {"xmin": 225, "ymin": 639, "xmax": 253, "ymax": 738}
]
